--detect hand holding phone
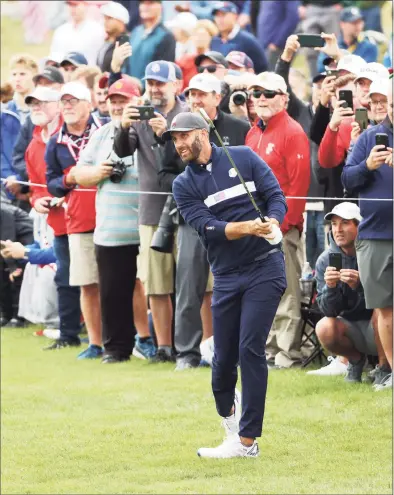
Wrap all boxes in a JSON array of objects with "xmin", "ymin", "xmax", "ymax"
[
  {"xmin": 338, "ymin": 90, "xmax": 353, "ymax": 110},
  {"xmin": 355, "ymin": 108, "xmax": 368, "ymax": 131},
  {"xmin": 367, "ymin": 138, "xmax": 392, "ymax": 171},
  {"xmin": 328, "ymin": 252, "xmax": 342, "ymax": 271},
  {"xmin": 296, "ymin": 33, "xmax": 325, "ymax": 48}
]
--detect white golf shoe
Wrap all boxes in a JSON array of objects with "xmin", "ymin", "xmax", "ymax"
[
  {"xmin": 222, "ymin": 388, "xmax": 241, "ymax": 437},
  {"xmin": 306, "ymin": 356, "xmax": 347, "ymax": 376},
  {"xmin": 197, "ymin": 435, "xmax": 259, "ymax": 458}
]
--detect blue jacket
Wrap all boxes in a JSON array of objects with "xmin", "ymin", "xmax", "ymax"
[
  {"xmin": 25, "ymin": 241, "xmax": 56, "ymax": 265},
  {"xmin": 342, "ymin": 117, "xmax": 393, "ymax": 240},
  {"xmin": 1, "ymin": 102, "xmax": 21, "ymax": 185},
  {"xmin": 172, "ymin": 144, "xmax": 287, "ymax": 275},
  {"xmin": 315, "ymin": 234, "xmax": 372, "ymax": 321},
  {"xmin": 317, "ymin": 34, "xmax": 378, "ymax": 73},
  {"xmin": 126, "ymin": 23, "xmax": 176, "ymax": 81},
  {"xmin": 12, "ymin": 115, "xmax": 34, "ymax": 182},
  {"xmin": 211, "ymin": 28, "xmax": 268, "ymax": 73},
  {"xmin": 257, "ymin": 1, "xmax": 300, "ymax": 50}
]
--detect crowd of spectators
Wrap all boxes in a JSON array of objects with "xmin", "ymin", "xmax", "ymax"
[{"xmin": 0, "ymin": 0, "xmax": 392, "ymax": 390}]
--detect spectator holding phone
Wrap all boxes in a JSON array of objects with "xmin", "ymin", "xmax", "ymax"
[
  {"xmin": 342, "ymin": 83, "xmax": 393, "ymax": 391},
  {"xmin": 314, "ymin": 202, "xmax": 389, "ymax": 385}
]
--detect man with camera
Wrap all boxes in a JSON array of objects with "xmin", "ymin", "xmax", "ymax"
[
  {"xmin": 73, "ymin": 78, "xmax": 156, "ymax": 363},
  {"xmin": 246, "ymin": 72, "xmax": 310, "ymax": 369},
  {"xmin": 342, "ymin": 83, "xmax": 393, "ymax": 391},
  {"xmin": 113, "ymin": 60, "xmax": 188, "ymax": 363},
  {"xmin": 314, "ymin": 202, "xmax": 390, "ymax": 385}
]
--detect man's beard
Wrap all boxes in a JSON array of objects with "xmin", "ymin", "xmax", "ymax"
[
  {"xmin": 180, "ymin": 134, "xmax": 203, "ymax": 163},
  {"xmin": 30, "ymin": 113, "xmax": 50, "ymax": 126}
]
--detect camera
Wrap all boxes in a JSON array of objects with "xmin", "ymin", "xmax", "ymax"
[
  {"xmin": 110, "ymin": 160, "xmax": 127, "ymax": 183},
  {"xmin": 150, "ymin": 194, "xmax": 178, "ymax": 253},
  {"xmin": 231, "ymin": 90, "xmax": 248, "ymax": 106}
]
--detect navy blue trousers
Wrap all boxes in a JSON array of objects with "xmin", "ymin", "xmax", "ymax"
[{"xmin": 211, "ymin": 250, "xmax": 287, "ymax": 439}]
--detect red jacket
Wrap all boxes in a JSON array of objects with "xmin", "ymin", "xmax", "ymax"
[
  {"xmin": 25, "ymin": 121, "xmax": 67, "ymax": 237},
  {"xmin": 318, "ymin": 118, "xmax": 353, "ymax": 168},
  {"xmin": 245, "ymin": 110, "xmax": 310, "ymax": 235},
  {"xmin": 176, "ymin": 54, "xmax": 198, "ymax": 90}
]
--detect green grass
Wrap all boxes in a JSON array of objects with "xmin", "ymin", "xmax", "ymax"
[{"xmin": 1, "ymin": 327, "xmax": 392, "ymax": 495}]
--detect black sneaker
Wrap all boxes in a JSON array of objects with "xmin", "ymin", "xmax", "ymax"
[
  {"xmin": 370, "ymin": 365, "xmax": 392, "ymax": 385},
  {"xmin": 43, "ymin": 339, "xmax": 80, "ymax": 350},
  {"xmin": 344, "ymin": 354, "xmax": 366, "ymax": 383},
  {"xmin": 150, "ymin": 348, "xmax": 176, "ymax": 363},
  {"xmin": 102, "ymin": 354, "xmax": 130, "ymax": 364}
]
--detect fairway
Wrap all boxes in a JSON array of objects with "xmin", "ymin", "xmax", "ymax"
[{"xmin": 1, "ymin": 327, "xmax": 392, "ymax": 495}]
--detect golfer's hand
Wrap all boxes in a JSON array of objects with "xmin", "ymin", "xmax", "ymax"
[
  {"xmin": 249, "ymin": 218, "xmax": 279, "ymax": 238},
  {"xmin": 339, "ymin": 269, "xmax": 359, "ymax": 290},
  {"xmin": 324, "ymin": 266, "xmax": 341, "ymax": 288}
]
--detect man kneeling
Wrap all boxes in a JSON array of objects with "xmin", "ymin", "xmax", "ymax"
[{"xmin": 315, "ymin": 202, "xmax": 390, "ymax": 384}]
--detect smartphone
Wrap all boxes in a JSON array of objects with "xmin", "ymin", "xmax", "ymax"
[
  {"xmin": 375, "ymin": 133, "xmax": 389, "ymax": 151},
  {"xmin": 49, "ymin": 197, "xmax": 60, "ymax": 208},
  {"xmin": 355, "ymin": 108, "xmax": 368, "ymax": 131},
  {"xmin": 329, "ymin": 253, "xmax": 342, "ymax": 271},
  {"xmin": 326, "ymin": 69, "xmax": 340, "ymax": 78},
  {"xmin": 117, "ymin": 34, "xmax": 129, "ymax": 46},
  {"xmin": 296, "ymin": 34, "xmax": 325, "ymax": 48},
  {"xmin": 129, "ymin": 105, "xmax": 155, "ymax": 121},
  {"xmin": 338, "ymin": 90, "xmax": 353, "ymax": 110}
]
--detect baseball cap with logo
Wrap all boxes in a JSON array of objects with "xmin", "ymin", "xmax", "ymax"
[
  {"xmin": 60, "ymin": 82, "xmax": 91, "ymax": 102},
  {"xmin": 337, "ymin": 54, "xmax": 366, "ymax": 74},
  {"xmin": 195, "ymin": 51, "xmax": 229, "ymax": 68},
  {"xmin": 355, "ymin": 62, "xmax": 390, "ymax": 83},
  {"xmin": 60, "ymin": 52, "xmax": 88, "ymax": 67},
  {"xmin": 248, "ymin": 72, "xmax": 287, "ymax": 93},
  {"xmin": 184, "ymin": 74, "xmax": 222, "ymax": 95},
  {"xmin": 143, "ymin": 61, "xmax": 177, "ymax": 82},
  {"xmin": 25, "ymin": 87, "xmax": 60, "ymax": 105},
  {"xmin": 162, "ymin": 112, "xmax": 210, "ymax": 141},
  {"xmin": 324, "ymin": 202, "xmax": 363, "ymax": 222},
  {"xmin": 100, "ymin": 1, "xmax": 130, "ymax": 24},
  {"xmin": 33, "ymin": 66, "xmax": 64, "ymax": 85},
  {"xmin": 225, "ymin": 51, "xmax": 254, "ymax": 70},
  {"xmin": 368, "ymin": 78, "xmax": 391, "ymax": 98},
  {"xmin": 106, "ymin": 79, "xmax": 141, "ymax": 99},
  {"xmin": 340, "ymin": 6, "xmax": 363, "ymax": 23},
  {"xmin": 212, "ymin": 1, "xmax": 238, "ymax": 15}
]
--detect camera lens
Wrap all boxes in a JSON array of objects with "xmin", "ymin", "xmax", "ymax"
[{"xmin": 232, "ymin": 91, "xmax": 247, "ymax": 106}]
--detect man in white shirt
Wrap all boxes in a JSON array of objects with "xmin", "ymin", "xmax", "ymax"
[{"xmin": 50, "ymin": 0, "xmax": 106, "ymax": 66}]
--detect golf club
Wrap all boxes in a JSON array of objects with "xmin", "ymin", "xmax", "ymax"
[{"xmin": 199, "ymin": 108, "xmax": 282, "ymax": 245}]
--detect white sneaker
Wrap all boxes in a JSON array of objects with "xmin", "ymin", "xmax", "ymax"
[
  {"xmin": 222, "ymin": 388, "xmax": 241, "ymax": 437},
  {"xmin": 43, "ymin": 329, "xmax": 61, "ymax": 340},
  {"xmin": 306, "ymin": 356, "xmax": 347, "ymax": 376},
  {"xmin": 197, "ymin": 435, "xmax": 259, "ymax": 458},
  {"xmin": 200, "ymin": 336, "xmax": 214, "ymax": 366},
  {"xmin": 373, "ymin": 373, "xmax": 392, "ymax": 391}
]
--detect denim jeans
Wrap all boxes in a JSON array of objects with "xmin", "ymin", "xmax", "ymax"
[
  {"xmin": 53, "ymin": 235, "xmax": 81, "ymax": 343},
  {"xmin": 306, "ymin": 211, "xmax": 325, "ymax": 270}
]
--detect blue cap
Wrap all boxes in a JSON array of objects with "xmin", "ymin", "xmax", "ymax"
[
  {"xmin": 172, "ymin": 62, "xmax": 183, "ymax": 80},
  {"xmin": 212, "ymin": 1, "xmax": 238, "ymax": 15},
  {"xmin": 60, "ymin": 51, "xmax": 88, "ymax": 67},
  {"xmin": 340, "ymin": 7, "xmax": 363, "ymax": 23},
  {"xmin": 143, "ymin": 61, "xmax": 177, "ymax": 82}
]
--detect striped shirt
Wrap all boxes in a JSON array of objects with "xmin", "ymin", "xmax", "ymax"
[{"xmin": 77, "ymin": 122, "xmax": 139, "ymax": 247}]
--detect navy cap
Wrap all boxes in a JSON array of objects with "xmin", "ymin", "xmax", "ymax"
[
  {"xmin": 33, "ymin": 66, "xmax": 64, "ymax": 85},
  {"xmin": 172, "ymin": 63, "xmax": 183, "ymax": 80},
  {"xmin": 340, "ymin": 7, "xmax": 363, "ymax": 23},
  {"xmin": 195, "ymin": 51, "xmax": 229, "ymax": 68},
  {"xmin": 143, "ymin": 61, "xmax": 177, "ymax": 82},
  {"xmin": 60, "ymin": 52, "xmax": 88, "ymax": 67},
  {"xmin": 212, "ymin": 1, "xmax": 238, "ymax": 15},
  {"xmin": 162, "ymin": 112, "xmax": 210, "ymax": 141}
]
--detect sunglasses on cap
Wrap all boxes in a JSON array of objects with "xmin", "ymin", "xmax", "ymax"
[
  {"xmin": 250, "ymin": 89, "xmax": 282, "ymax": 99},
  {"xmin": 197, "ymin": 64, "xmax": 221, "ymax": 74}
]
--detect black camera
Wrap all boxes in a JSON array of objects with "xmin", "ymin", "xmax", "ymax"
[
  {"xmin": 110, "ymin": 160, "xmax": 127, "ymax": 183},
  {"xmin": 150, "ymin": 194, "xmax": 177, "ymax": 253},
  {"xmin": 231, "ymin": 90, "xmax": 248, "ymax": 106}
]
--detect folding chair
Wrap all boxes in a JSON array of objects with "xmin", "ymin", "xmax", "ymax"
[{"xmin": 299, "ymin": 278, "xmax": 326, "ymax": 368}]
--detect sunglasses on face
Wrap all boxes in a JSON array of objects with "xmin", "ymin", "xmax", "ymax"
[
  {"xmin": 197, "ymin": 64, "xmax": 219, "ymax": 74},
  {"xmin": 251, "ymin": 89, "xmax": 281, "ymax": 99}
]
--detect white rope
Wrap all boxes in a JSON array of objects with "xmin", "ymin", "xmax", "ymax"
[{"xmin": 1, "ymin": 178, "xmax": 392, "ymax": 201}]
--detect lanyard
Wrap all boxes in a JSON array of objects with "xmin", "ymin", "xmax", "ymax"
[{"xmin": 63, "ymin": 128, "xmax": 90, "ymax": 162}]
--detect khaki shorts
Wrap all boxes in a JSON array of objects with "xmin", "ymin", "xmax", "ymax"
[
  {"xmin": 138, "ymin": 225, "xmax": 176, "ymax": 296},
  {"xmin": 339, "ymin": 317, "xmax": 377, "ymax": 356},
  {"xmin": 69, "ymin": 233, "xmax": 99, "ymax": 286}
]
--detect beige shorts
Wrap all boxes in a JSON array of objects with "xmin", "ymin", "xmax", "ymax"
[
  {"xmin": 138, "ymin": 225, "xmax": 176, "ymax": 296},
  {"xmin": 69, "ymin": 233, "xmax": 99, "ymax": 286}
]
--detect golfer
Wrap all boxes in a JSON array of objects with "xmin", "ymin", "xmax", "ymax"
[{"xmin": 164, "ymin": 113, "xmax": 287, "ymax": 458}]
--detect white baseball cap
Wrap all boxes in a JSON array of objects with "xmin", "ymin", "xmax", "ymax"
[
  {"xmin": 25, "ymin": 87, "xmax": 60, "ymax": 104},
  {"xmin": 368, "ymin": 77, "xmax": 390, "ymax": 97},
  {"xmin": 185, "ymin": 74, "xmax": 222, "ymax": 95},
  {"xmin": 60, "ymin": 82, "xmax": 91, "ymax": 103},
  {"xmin": 166, "ymin": 12, "xmax": 197, "ymax": 34},
  {"xmin": 337, "ymin": 54, "xmax": 367, "ymax": 74},
  {"xmin": 355, "ymin": 62, "xmax": 390, "ymax": 83},
  {"xmin": 100, "ymin": 1, "xmax": 130, "ymax": 24},
  {"xmin": 247, "ymin": 72, "xmax": 287, "ymax": 93},
  {"xmin": 324, "ymin": 202, "xmax": 363, "ymax": 222}
]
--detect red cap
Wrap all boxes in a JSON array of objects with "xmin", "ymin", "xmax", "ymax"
[{"xmin": 106, "ymin": 78, "xmax": 141, "ymax": 100}]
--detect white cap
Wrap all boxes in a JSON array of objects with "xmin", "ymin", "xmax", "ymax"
[
  {"xmin": 166, "ymin": 12, "xmax": 198, "ymax": 34},
  {"xmin": 324, "ymin": 202, "xmax": 363, "ymax": 222},
  {"xmin": 247, "ymin": 72, "xmax": 287, "ymax": 93},
  {"xmin": 100, "ymin": 1, "xmax": 130, "ymax": 25},
  {"xmin": 355, "ymin": 62, "xmax": 390, "ymax": 82},
  {"xmin": 60, "ymin": 82, "xmax": 91, "ymax": 103},
  {"xmin": 337, "ymin": 54, "xmax": 367, "ymax": 74},
  {"xmin": 185, "ymin": 74, "xmax": 222, "ymax": 94},
  {"xmin": 25, "ymin": 87, "xmax": 60, "ymax": 104},
  {"xmin": 368, "ymin": 77, "xmax": 390, "ymax": 97}
]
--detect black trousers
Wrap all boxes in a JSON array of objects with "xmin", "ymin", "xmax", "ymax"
[{"xmin": 95, "ymin": 244, "xmax": 139, "ymax": 359}]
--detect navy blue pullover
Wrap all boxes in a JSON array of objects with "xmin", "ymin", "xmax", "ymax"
[{"xmin": 172, "ymin": 144, "xmax": 287, "ymax": 275}]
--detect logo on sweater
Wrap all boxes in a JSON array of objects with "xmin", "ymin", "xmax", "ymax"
[
  {"xmin": 229, "ymin": 168, "xmax": 237, "ymax": 178},
  {"xmin": 266, "ymin": 143, "xmax": 275, "ymax": 155}
]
